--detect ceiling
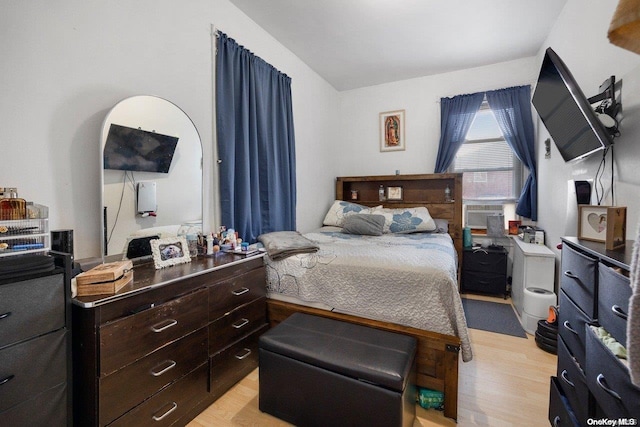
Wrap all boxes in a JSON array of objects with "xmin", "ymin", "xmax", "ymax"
[{"xmin": 229, "ymin": 0, "xmax": 568, "ymax": 91}]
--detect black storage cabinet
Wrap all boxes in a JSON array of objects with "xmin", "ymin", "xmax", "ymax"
[{"xmin": 461, "ymin": 246, "xmax": 508, "ymax": 297}]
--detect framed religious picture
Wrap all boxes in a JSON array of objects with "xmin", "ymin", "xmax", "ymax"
[{"xmin": 380, "ymin": 110, "xmax": 405, "ymax": 152}]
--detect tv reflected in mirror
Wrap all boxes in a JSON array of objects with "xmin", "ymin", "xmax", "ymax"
[{"xmin": 103, "ymin": 124, "xmax": 179, "ymax": 173}]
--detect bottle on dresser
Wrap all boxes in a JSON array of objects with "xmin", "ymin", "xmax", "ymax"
[{"xmin": 0, "ymin": 187, "xmax": 26, "ymax": 220}]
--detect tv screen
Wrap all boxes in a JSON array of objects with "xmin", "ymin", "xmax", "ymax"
[
  {"xmin": 103, "ymin": 124, "xmax": 179, "ymax": 173},
  {"xmin": 532, "ymin": 47, "xmax": 613, "ymax": 162}
]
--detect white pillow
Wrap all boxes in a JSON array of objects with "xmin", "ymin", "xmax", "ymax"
[
  {"xmin": 371, "ymin": 206, "xmax": 437, "ymax": 233},
  {"xmin": 322, "ymin": 200, "xmax": 372, "ymax": 227}
]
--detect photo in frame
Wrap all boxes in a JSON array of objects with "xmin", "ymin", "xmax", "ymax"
[
  {"xmin": 380, "ymin": 110, "xmax": 405, "ymax": 152},
  {"xmin": 387, "ymin": 186, "xmax": 403, "ymax": 201},
  {"xmin": 577, "ymin": 205, "xmax": 627, "ymax": 249},
  {"xmin": 150, "ymin": 236, "xmax": 192, "ymax": 269}
]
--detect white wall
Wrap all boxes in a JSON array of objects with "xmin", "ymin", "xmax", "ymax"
[
  {"xmin": 337, "ymin": 57, "xmax": 539, "ymax": 176},
  {"xmin": 0, "ymin": 0, "xmax": 340, "ymax": 258}
]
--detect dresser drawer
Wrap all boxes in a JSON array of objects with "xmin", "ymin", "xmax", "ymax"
[
  {"xmin": 597, "ymin": 263, "xmax": 631, "ymax": 347},
  {"xmin": 0, "ymin": 382, "xmax": 67, "ymax": 427},
  {"xmin": 461, "ymin": 271, "xmax": 506, "ymax": 293},
  {"xmin": 0, "ymin": 273, "xmax": 64, "ymax": 348},
  {"xmin": 560, "ymin": 244, "xmax": 597, "ymax": 318},
  {"xmin": 109, "ymin": 363, "xmax": 208, "ymax": 427},
  {"xmin": 209, "ymin": 297, "xmax": 267, "ymax": 354},
  {"xmin": 556, "ymin": 337, "xmax": 588, "ymax": 425},
  {"xmin": 585, "ymin": 325, "xmax": 640, "ymax": 420},
  {"xmin": 0, "ymin": 328, "xmax": 66, "ymax": 412},
  {"xmin": 210, "ymin": 324, "xmax": 267, "ymax": 401},
  {"xmin": 100, "ymin": 288, "xmax": 208, "ymax": 375},
  {"xmin": 209, "ymin": 267, "xmax": 266, "ymax": 321},
  {"xmin": 549, "ymin": 376, "xmax": 580, "ymax": 427},
  {"xmin": 559, "ymin": 290, "xmax": 589, "ymax": 369},
  {"xmin": 463, "ymin": 249, "xmax": 507, "ymax": 272},
  {"xmin": 99, "ymin": 327, "xmax": 208, "ymax": 426}
]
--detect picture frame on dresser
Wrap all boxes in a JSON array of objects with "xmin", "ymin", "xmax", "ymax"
[
  {"xmin": 150, "ymin": 236, "xmax": 191, "ymax": 269},
  {"xmin": 577, "ymin": 205, "xmax": 626, "ymax": 249}
]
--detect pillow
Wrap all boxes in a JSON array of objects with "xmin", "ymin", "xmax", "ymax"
[
  {"xmin": 371, "ymin": 206, "xmax": 437, "ymax": 234},
  {"xmin": 342, "ymin": 214, "xmax": 385, "ymax": 236},
  {"xmin": 322, "ymin": 200, "xmax": 371, "ymax": 227},
  {"xmin": 433, "ymin": 219, "xmax": 449, "ymax": 233}
]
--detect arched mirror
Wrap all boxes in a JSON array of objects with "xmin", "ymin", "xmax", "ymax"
[{"xmin": 101, "ymin": 95, "xmax": 202, "ymax": 259}]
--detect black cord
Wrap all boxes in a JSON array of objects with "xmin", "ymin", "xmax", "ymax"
[
  {"xmin": 610, "ymin": 145, "xmax": 615, "ymax": 205},
  {"xmin": 107, "ymin": 171, "xmax": 129, "ymax": 246},
  {"xmin": 594, "ymin": 147, "xmax": 609, "ymax": 205}
]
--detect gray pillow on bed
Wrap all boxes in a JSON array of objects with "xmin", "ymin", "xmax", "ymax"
[{"xmin": 342, "ymin": 214, "xmax": 385, "ymax": 236}]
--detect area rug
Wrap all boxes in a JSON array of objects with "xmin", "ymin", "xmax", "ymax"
[{"xmin": 461, "ymin": 298, "xmax": 527, "ymax": 338}]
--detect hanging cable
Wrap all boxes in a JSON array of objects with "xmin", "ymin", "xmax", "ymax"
[
  {"xmin": 610, "ymin": 145, "xmax": 615, "ymax": 205},
  {"xmin": 594, "ymin": 147, "xmax": 609, "ymax": 205}
]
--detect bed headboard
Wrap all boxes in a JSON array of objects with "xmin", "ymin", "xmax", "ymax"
[{"xmin": 335, "ymin": 173, "xmax": 463, "ymax": 260}]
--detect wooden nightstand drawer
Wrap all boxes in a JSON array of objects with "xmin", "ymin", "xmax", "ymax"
[
  {"xmin": 99, "ymin": 288, "xmax": 208, "ymax": 375},
  {"xmin": 99, "ymin": 327, "xmax": 208, "ymax": 425},
  {"xmin": 209, "ymin": 267, "xmax": 266, "ymax": 321}
]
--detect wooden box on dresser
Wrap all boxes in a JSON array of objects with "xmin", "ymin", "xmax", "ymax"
[
  {"xmin": 72, "ymin": 254, "xmax": 267, "ymax": 426},
  {"xmin": 0, "ymin": 252, "xmax": 72, "ymax": 426},
  {"xmin": 550, "ymin": 237, "xmax": 639, "ymax": 426}
]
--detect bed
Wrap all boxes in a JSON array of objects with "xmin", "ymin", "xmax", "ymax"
[{"xmin": 263, "ymin": 173, "xmax": 467, "ymax": 420}]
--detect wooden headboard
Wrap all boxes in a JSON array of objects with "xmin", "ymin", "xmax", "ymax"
[{"xmin": 335, "ymin": 173, "xmax": 463, "ymax": 260}]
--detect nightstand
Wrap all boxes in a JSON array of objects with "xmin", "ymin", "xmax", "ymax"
[{"xmin": 461, "ymin": 246, "xmax": 508, "ymax": 298}]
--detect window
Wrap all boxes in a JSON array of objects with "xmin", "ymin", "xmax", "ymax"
[{"xmin": 450, "ymin": 100, "xmax": 522, "ymax": 205}]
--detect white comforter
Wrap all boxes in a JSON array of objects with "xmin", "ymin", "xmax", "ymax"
[{"xmin": 264, "ymin": 227, "xmax": 472, "ymax": 362}]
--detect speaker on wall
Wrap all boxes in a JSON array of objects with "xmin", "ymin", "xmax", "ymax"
[
  {"xmin": 574, "ymin": 180, "xmax": 592, "ymax": 205},
  {"xmin": 51, "ymin": 229, "xmax": 74, "ymax": 261}
]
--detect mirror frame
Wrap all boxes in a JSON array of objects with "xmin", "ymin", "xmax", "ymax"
[{"xmin": 100, "ymin": 95, "xmax": 203, "ymax": 259}]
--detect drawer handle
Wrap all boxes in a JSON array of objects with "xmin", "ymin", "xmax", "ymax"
[
  {"xmin": 152, "ymin": 401, "xmax": 178, "ymax": 421},
  {"xmin": 612, "ymin": 305, "xmax": 628, "ymax": 320},
  {"xmin": 553, "ymin": 415, "xmax": 560, "ymax": 427},
  {"xmin": 563, "ymin": 270, "xmax": 580, "ymax": 282},
  {"xmin": 232, "ymin": 318, "xmax": 249, "ymax": 329},
  {"xmin": 150, "ymin": 360, "xmax": 177, "ymax": 377},
  {"xmin": 596, "ymin": 373, "xmax": 622, "ymax": 401},
  {"xmin": 235, "ymin": 348, "xmax": 252, "ymax": 360},
  {"xmin": 560, "ymin": 369, "xmax": 574, "ymax": 388},
  {"xmin": 0, "ymin": 374, "xmax": 15, "ymax": 386},
  {"xmin": 563, "ymin": 320, "xmax": 578, "ymax": 335},
  {"xmin": 151, "ymin": 319, "xmax": 178, "ymax": 333},
  {"xmin": 232, "ymin": 287, "xmax": 249, "ymax": 296},
  {"xmin": 0, "ymin": 311, "xmax": 11, "ymax": 320}
]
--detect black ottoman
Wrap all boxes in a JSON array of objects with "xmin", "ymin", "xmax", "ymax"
[{"xmin": 259, "ymin": 313, "xmax": 416, "ymax": 427}]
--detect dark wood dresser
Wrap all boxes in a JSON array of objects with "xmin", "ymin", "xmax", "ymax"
[
  {"xmin": 0, "ymin": 253, "xmax": 72, "ymax": 426},
  {"xmin": 550, "ymin": 237, "xmax": 639, "ymax": 425},
  {"xmin": 72, "ymin": 254, "xmax": 267, "ymax": 426}
]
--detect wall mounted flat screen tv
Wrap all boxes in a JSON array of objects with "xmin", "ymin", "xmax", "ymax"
[
  {"xmin": 532, "ymin": 47, "xmax": 613, "ymax": 162},
  {"xmin": 103, "ymin": 124, "xmax": 179, "ymax": 173}
]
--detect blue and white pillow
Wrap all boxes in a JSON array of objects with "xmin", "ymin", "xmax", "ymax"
[
  {"xmin": 322, "ymin": 200, "xmax": 372, "ymax": 227},
  {"xmin": 371, "ymin": 206, "xmax": 437, "ymax": 234}
]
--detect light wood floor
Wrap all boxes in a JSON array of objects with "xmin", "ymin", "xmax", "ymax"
[{"xmin": 188, "ymin": 296, "xmax": 557, "ymax": 426}]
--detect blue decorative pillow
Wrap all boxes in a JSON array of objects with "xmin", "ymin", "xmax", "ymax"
[
  {"xmin": 322, "ymin": 200, "xmax": 372, "ymax": 227},
  {"xmin": 371, "ymin": 206, "xmax": 437, "ymax": 233}
]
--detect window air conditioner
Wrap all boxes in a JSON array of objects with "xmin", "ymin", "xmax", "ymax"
[{"xmin": 465, "ymin": 205, "xmax": 504, "ymax": 229}]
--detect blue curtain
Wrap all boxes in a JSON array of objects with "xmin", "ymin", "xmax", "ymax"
[
  {"xmin": 486, "ymin": 86, "xmax": 537, "ymax": 221},
  {"xmin": 216, "ymin": 32, "xmax": 297, "ymax": 242},
  {"xmin": 434, "ymin": 93, "xmax": 484, "ymax": 173}
]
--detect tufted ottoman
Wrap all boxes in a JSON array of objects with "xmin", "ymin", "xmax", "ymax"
[{"xmin": 259, "ymin": 313, "xmax": 416, "ymax": 427}]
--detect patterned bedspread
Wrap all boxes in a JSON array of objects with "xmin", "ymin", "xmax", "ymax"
[{"xmin": 264, "ymin": 227, "xmax": 472, "ymax": 362}]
